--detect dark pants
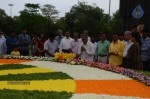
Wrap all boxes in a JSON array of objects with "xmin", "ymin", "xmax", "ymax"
[
  {"xmin": 62, "ymin": 49, "xmax": 71, "ymax": 53},
  {"xmin": 142, "ymin": 60, "xmax": 150, "ymax": 71},
  {"xmin": 20, "ymin": 50, "xmax": 29, "ymax": 56},
  {"xmin": 122, "ymin": 57, "xmax": 134, "ymax": 69}
]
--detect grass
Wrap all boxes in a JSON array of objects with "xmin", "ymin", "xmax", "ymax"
[
  {"xmin": 137, "ymin": 70, "xmax": 150, "ymax": 76},
  {"xmin": 0, "ymin": 89, "xmax": 73, "ymax": 99},
  {"xmin": 0, "ymin": 72, "xmax": 73, "ymax": 81},
  {"xmin": 0, "ymin": 64, "xmax": 36, "ymax": 70}
]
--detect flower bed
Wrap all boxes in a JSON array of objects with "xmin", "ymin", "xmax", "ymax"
[
  {"xmin": 1, "ymin": 55, "xmax": 149, "ymax": 86},
  {"xmin": 0, "ymin": 58, "xmax": 150, "ymax": 99},
  {"xmin": 0, "ymin": 64, "xmax": 74, "ymax": 99}
]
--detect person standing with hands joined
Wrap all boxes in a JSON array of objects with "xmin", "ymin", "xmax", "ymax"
[
  {"xmin": 78, "ymin": 34, "xmax": 95, "ymax": 62},
  {"xmin": 109, "ymin": 33, "xmax": 125, "ymax": 66}
]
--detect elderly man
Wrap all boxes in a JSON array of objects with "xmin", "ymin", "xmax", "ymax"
[
  {"xmin": 0, "ymin": 31, "xmax": 7, "ymax": 55},
  {"xmin": 122, "ymin": 31, "xmax": 133, "ymax": 68},
  {"xmin": 78, "ymin": 34, "xmax": 95, "ymax": 62},
  {"xmin": 109, "ymin": 33, "xmax": 125, "ymax": 66},
  {"xmin": 55, "ymin": 29, "xmax": 64, "ymax": 45}
]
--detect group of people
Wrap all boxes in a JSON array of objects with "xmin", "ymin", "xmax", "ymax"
[{"xmin": 0, "ymin": 23, "xmax": 149, "ymax": 71}]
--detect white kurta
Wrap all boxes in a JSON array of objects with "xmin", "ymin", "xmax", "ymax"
[{"xmin": 78, "ymin": 41, "xmax": 95, "ymax": 62}]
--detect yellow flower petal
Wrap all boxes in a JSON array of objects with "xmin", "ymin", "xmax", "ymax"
[
  {"xmin": 0, "ymin": 68, "xmax": 54, "ymax": 75},
  {"xmin": 0, "ymin": 80, "xmax": 75, "ymax": 92}
]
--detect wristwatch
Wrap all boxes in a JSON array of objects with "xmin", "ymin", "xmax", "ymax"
[{"xmin": 114, "ymin": 52, "xmax": 118, "ymax": 55}]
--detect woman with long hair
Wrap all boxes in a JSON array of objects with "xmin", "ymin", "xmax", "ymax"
[
  {"xmin": 36, "ymin": 33, "xmax": 45, "ymax": 56},
  {"xmin": 126, "ymin": 32, "xmax": 142, "ymax": 70}
]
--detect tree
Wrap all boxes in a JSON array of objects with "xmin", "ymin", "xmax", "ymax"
[
  {"xmin": 25, "ymin": 3, "xmax": 40, "ymax": 14},
  {"xmin": 64, "ymin": 2, "xmax": 110, "ymax": 36},
  {"xmin": 106, "ymin": 10, "xmax": 123, "ymax": 41},
  {"xmin": 0, "ymin": 8, "xmax": 16, "ymax": 35},
  {"xmin": 41, "ymin": 4, "xmax": 58, "ymax": 21}
]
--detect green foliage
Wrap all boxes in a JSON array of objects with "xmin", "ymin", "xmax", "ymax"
[
  {"xmin": 137, "ymin": 71, "xmax": 150, "ymax": 76},
  {"xmin": 0, "ymin": 64, "xmax": 35, "ymax": 70},
  {"xmin": 64, "ymin": 2, "xmax": 110, "ymax": 36},
  {"xmin": 0, "ymin": 2, "xmax": 123, "ymax": 38},
  {"xmin": 0, "ymin": 8, "xmax": 16, "ymax": 34},
  {"xmin": 19, "ymin": 10, "xmax": 47, "ymax": 33},
  {"xmin": 0, "ymin": 89, "xmax": 73, "ymax": 99},
  {"xmin": 25, "ymin": 3, "xmax": 40, "ymax": 14},
  {"xmin": 108, "ymin": 10, "xmax": 123, "ymax": 40},
  {"xmin": 0, "ymin": 72, "xmax": 73, "ymax": 81},
  {"xmin": 41, "ymin": 4, "xmax": 58, "ymax": 21}
]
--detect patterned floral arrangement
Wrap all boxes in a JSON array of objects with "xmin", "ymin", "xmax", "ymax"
[{"xmin": 0, "ymin": 55, "xmax": 150, "ymax": 86}]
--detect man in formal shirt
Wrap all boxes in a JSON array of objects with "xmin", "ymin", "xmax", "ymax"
[
  {"xmin": 141, "ymin": 28, "xmax": 150, "ymax": 71},
  {"xmin": 95, "ymin": 33, "xmax": 110, "ymax": 64},
  {"xmin": 70, "ymin": 32, "xmax": 82, "ymax": 56},
  {"xmin": 18, "ymin": 28, "xmax": 31, "ymax": 56},
  {"xmin": 59, "ymin": 31, "xmax": 73, "ymax": 53},
  {"xmin": 44, "ymin": 33, "xmax": 58, "ymax": 57},
  {"xmin": 0, "ymin": 31, "xmax": 7, "ymax": 55},
  {"xmin": 122, "ymin": 31, "xmax": 133, "ymax": 68},
  {"xmin": 55, "ymin": 29, "xmax": 64, "ymax": 45},
  {"xmin": 109, "ymin": 33, "xmax": 125, "ymax": 66},
  {"xmin": 78, "ymin": 34, "xmax": 95, "ymax": 62}
]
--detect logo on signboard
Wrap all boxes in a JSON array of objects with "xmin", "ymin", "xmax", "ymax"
[{"xmin": 132, "ymin": 5, "xmax": 144, "ymax": 18}]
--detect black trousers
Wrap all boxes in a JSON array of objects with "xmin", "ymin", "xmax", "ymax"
[
  {"xmin": 20, "ymin": 50, "xmax": 29, "ymax": 56},
  {"xmin": 142, "ymin": 60, "xmax": 150, "ymax": 71},
  {"xmin": 122, "ymin": 57, "xmax": 135, "ymax": 69}
]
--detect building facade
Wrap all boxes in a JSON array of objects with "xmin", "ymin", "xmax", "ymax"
[{"xmin": 120, "ymin": 0, "xmax": 150, "ymax": 31}]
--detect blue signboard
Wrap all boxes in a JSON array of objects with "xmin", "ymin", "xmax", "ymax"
[{"xmin": 132, "ymin": 5, "xmax": 144, "ymax": 19}]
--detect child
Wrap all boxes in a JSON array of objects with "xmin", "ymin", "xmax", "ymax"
[{"xmin": 11, "ymin": 44, "xmax": 20, "ymax": 56}]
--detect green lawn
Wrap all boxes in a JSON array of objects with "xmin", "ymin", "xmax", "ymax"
[
  {"xmin": 0, "ymin": 64, "xmax": 36, "ymax": 70},
  {"xmin": 0, "ymin": 64, "xmax": 74, "ymax": 99},
  {"xmin": 137, "ymin": 70, "xmax": 150, "ymax": 76},
  {"xmin": 0, "ymin": 72, "xmax": 73, "ymax": 81},
  {"xmin": 0, "ymin": 89, "xmax": 73, "ymax": 99}
]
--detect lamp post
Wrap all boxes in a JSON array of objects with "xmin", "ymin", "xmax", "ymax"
[
  {"xmin": 8, "ymin": 4, "xmax": 13, "ymax": 17},
  {"xmin": 109, "ymin": 0, "xmax": 111, "ymax": 16}
]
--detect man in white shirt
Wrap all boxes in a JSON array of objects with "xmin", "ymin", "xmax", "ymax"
[
  {"xmin": 0, "ymin": 31, "xmax": 7, "ymax": 54},
  {"xmin": 78, "ymin": 34, "xmax": 95, "ymax": 62},
  {"xmin": 79, "ymin": 30, "xmax": 91, "ymax": 42},
  {"xmin": 71, "ymin": 32, "xmax": 82, "ymax": 55},
  {"xmin": 44, "ymin": 33, "xmax": 58, "ymax": 57},
  {"xmin": 122, "ymin": 31, "xmax": 133, "ymax": 67},
  {"xmin": 59, "ymin": 31, "xmax": 73, "ymax": 53}
]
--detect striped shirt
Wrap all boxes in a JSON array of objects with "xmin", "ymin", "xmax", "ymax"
[{"xmin": 141, "ymin": 37, "xmax": 150, "ymax": 61}]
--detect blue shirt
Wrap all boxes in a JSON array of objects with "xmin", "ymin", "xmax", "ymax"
[
  {"xmin": 55, "ymin": 35, "xmax": 64, "ymax": 45},
  {"xmin": 141, "ymin": 37, "xmax": 150, "ymax": 61},
  {"xmin": 6, "ymin": 37, "xmax": 18, "ymax": 54},
  {"xmin": 18, "ymin": 34, "xmax": 31, "ymax": 51}
]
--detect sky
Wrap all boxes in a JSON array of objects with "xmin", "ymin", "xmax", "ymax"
[{"xmin": 0, "ymin": 0, "xmax": 120, "ymax": 17}]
